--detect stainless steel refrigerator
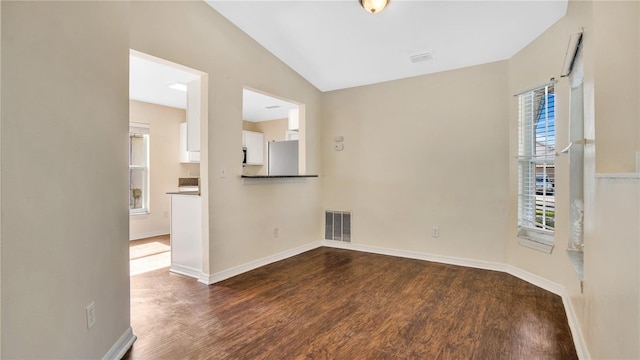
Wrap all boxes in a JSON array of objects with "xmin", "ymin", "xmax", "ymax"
[{"xmin": 268, "ymin": 140, "xmax": 298, "ymax": 175}]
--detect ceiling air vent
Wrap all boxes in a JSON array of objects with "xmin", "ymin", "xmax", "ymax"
[
  {"xmin": 264, "ymin": 105, "xmax": 281, "ymax": 110},
  {"xmin": 409, "ymin": 52, "xmax": 435, "ymax": 63}
]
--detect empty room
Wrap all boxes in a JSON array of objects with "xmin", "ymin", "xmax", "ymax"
[{"xmin": 1, "ymin": 0, "xmax": 638, "ymax": 359}]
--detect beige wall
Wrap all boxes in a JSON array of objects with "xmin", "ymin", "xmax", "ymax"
[
  {"xmin": 592, "ymin": 1, "xmax": 640, "ymax": 173},
  {"xmin": 130, "ymin": 1, "xmax": 323, "ymax": 274},
  {"xmin": 508, "ymin": 1, "xmax": 640, "ymax": 358},
  {"xmin": 0, "ymin": 2, "xmax": 3, "ymax": 355},
  {"xmin": 322, "ymin": 61, "xmax": 510, "ymax": 262},
  {"xmin": 1, "ymin": 1, "xmax": 638, "ymax": 358},
  {"xmin": 1, "ymin": 1, "xmax": 130, "ymax": 358},
  {"xmin": 129, "ymin": 100, "xmax": 199, "ymax": 240},
  {"xmin": 256, "ymin": 118, "xmax": 288, "ymax": 143}
]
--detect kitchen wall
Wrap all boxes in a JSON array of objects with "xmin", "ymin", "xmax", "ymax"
[
  {"xmin": 242, "ymin": 118, "xmax": 289, "ymax": 176},
  {"xmin": 130, "ymin": 1, "xmax": 322, "ymax": 274},
  {"xmin": 507, "ymin": 0, "xmax": 640, "ymax": 358},
  {"xmin": 322, "ymin": 60, "xmax": 510, "ymax": 262},
  {"xmin": 1, "ymin": 1, "xmax": 130, "ymax": 358},
  {"xmin": 129, "ymin": 100, "xmax": 199, "ymax": 240}
]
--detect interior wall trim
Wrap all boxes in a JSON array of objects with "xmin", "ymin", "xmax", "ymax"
[
  {"xmin": 562, "ymin": 288, "xmax": 591, "ymax": 360},
  {"xmin": 102, "ymin": 326, "xmax": 136, "ymax": 360},
  {"xmin": 321, "ymin": 240, "xmax": 589, "ymax": 359},
  {"xmin": 170, "ymin": 264, "xmax": 205, "ymax": 281},
  {"xmin": 193, "ymin": 239, "xmax": 589, "ymax": 359},
  {"xmin": 129, "ymin": 231, "xmax": 169, "ymax": 241},
  {"xmin": 199, "ymin": 240, "xmax": 323, "ymax": 285}
]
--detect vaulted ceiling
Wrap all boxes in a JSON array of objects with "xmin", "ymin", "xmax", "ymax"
[{"xmin": 207, "ymin": 0, "xmax": 568, "ymax": 92}]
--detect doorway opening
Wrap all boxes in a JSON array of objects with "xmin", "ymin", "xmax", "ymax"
[{"xmin": 128, "ymin": 50, "xmax": 209, "ymax": 276}]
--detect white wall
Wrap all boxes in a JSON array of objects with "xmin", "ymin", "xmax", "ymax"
[
  {"xmin": 322, "ymin": 61, "xmax": 510, "ymax": 263},
  {"xmin": 1, "ymin": 1, "xmax": 636, "ymax": 358},
  {"xmin": 129, "ymin": 1, "xmax": 323, "ymax": 275},
  {"xmin": 508, "ymin": 1, "xmax": 640, "ymax": 358},
  {"xmin": 1, "ymin": 2, "xmax": 130, "ymax": 358},
  {"xmin": 129, "ymin": 100, "xmax": 198, "ymax": 240},
  {"xmin": 0, "ymin": 2, "xmax": 3, "ymax": 355}
]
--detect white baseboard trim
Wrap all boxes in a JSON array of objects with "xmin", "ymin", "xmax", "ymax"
[
  {"xmin": 129, "ymin": 231, "xmax": 169, "ymax": 241},
  {"xmin": 321, "ymin": 240, "xmax": 588, "ymax": 359},
  {"xmin": 321, "ymin": 240, "xmax": 507, "ymax": 273},
  {"xmin": 103, "ymin": 326, "xmax": 136, "ymax": 360},
  {"xmin": 170, "ymin": 264, "xmax": 205, "ymax": 280},
  {"xmin": 199, "ymin": 240, "xmax": 323, "ymax": 285},
  {"xmin": 562, "ymin": 289, "xmax": 591, "ymax": 360},
  {"xmin": 504, "ymin": 264, "xmax": 564, "ymax": 296},
  {"xmin": 194, "ymin": 239, "xmax": 588, "ymax": 358}
]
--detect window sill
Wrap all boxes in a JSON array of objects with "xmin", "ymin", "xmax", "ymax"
[
  {"xmin": 518, "ymin": 238, "xmax": 554, "ymax": 253},
  {"xmin": 130, "ymin": 211, "xmax": 149, "ymax": 219},
  {"xmin": 517, "ymin": 228, "xmax": 554, "ymax": 254}
]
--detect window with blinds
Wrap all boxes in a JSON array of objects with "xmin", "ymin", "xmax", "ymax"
[
  {"xmin": 129, "ymin": 122, "xmax": 150, "ymax": 215},
  {"xmin": 517, "ymin": 84, "xmax": 555, "ymax": 248}
]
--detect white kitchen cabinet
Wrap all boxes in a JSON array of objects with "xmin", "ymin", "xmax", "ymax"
[
  {"xmin": 288, "ymin": 108, "xmax": 299, "ymax": 131},
  {"xmin": 180, "ymin": 122, "xmax": 200, "ymax": 163},
  {"xmin": 242, "ymin": 130, "xmax": 264, "ymax": 165},
  {"xmin": 170, "ymin": 194, "xmax": 202, "ymax": 279},
  {"xmin": 186, "ymin": 78, "xmax": 201, "ymax": 152}
]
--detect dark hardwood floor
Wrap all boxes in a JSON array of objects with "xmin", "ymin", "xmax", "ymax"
[{"xmin": 125, "ymin": 247, "xmax": 577, "ymax": 359}]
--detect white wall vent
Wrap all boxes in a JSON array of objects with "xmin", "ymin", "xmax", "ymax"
[
  {"xmin": 325, "ymin": 210, "xmax": 351, "ymax": 242},
  {"xmin": 409, "ymin": 51, "xmax": 435, "ymax": 63}
]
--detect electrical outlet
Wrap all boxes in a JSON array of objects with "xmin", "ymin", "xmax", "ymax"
[
  {"xmin": 86, "ymin": 302, "xmax": 96, "ymax": 329},
  {"xmin": 432, "ymin": 227, "xmax": 440, "ymax": 238},
  {"xmin": 273, "ymin": 227, "xmax": 279, "ymax": 238}
]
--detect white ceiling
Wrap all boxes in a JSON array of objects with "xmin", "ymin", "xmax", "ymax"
[
  {"xmin": 206, "ymin": 0, "xmax": 568, "ymax": 92},
  {"xmin": 243, "ymin": 89, "xmax": 299, "ymax": 122},
  {"xmin": 130, "ymin": 54, "xmax": 297, "ymax": 121},
  {"xmin": 129, "ymin": 55, "xmax": 200, "ymax": 109}
]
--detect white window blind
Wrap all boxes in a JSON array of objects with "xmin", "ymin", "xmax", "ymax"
[{"xmin": 517, "ymin": 84, "xmax": 556, "ymax": 247}]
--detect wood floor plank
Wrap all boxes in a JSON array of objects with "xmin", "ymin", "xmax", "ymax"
[{"xmin": 125, "ymin": 247, "xmax": 577, "ymax": 359}]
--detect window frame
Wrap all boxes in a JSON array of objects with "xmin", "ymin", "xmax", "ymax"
[
  {"xmin": 516, "ymin": 83, "xmax": 556, "ymax": 253},
  {"xmin": 129, "ymin": 123, "xmax": 150, "ymax": 216}
]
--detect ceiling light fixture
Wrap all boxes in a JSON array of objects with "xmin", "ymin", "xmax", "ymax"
[
  {"xmin": 168, "ymin": 82, "xmax": 187, "ymax": 92},
  {"xmin": 360, "ymin": 0, "xmax": 389, "ymax": 13}
]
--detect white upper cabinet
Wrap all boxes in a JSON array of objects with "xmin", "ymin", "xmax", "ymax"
[
  {"xmin": 242, "ymin": 130, "xmax": 264, "ymax": 165},
  {"xmin": 288, "ymin": 108, "xmax": 299, "ymax": 131},
  {"xmin": 180, "ymin": 123, "xmax": 200, "ymax": 163},
  {"xmin": 186, "ymin": 79, "xmax": 201, "ymax": 152}
]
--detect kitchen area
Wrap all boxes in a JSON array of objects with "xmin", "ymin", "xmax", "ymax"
[
  {"xmin": 129, "ymin": 52, "xmax": 310, "ymax": 280},
  {"xmin": 129, "ymin": 51, "xmax": 207, "ymax": 280},
  {"xmin": 241, "ymin": 88, "xmax": 304, "ymax": 177}
]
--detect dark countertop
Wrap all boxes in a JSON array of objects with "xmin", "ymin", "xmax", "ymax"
[
  {"xmin": 241, "ymin": 175, "xmax": 318, "ymax": 179},
  {"xmin": 166, "ymin": 191, "xmax": 200, "ymax": 196}
]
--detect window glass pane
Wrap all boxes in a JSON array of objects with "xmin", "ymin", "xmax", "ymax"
[
  {"xmin": 130, "ymin": 134, "xmax": 147, "ymax": 167},
  {"xmin": 130, "ymin": 168, "xmax": 146, "ymax": 210},
  {"xmin": 518, "ymin": 85, "xmax": 555, "ymax": 240}
]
